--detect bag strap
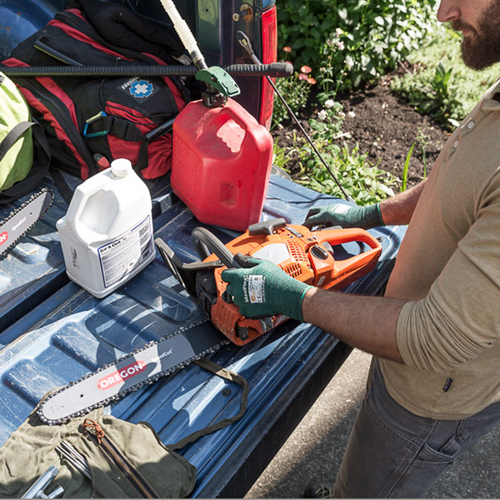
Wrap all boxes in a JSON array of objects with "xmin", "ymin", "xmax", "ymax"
[
  {"xmin": 0, "ymin": 121, "xmax": 34, "ymax": 163},
  {"xmin": 168, "ymin": 358, "xmax": 249, "ymax": 451},
  {"xmin": 0, "ymin": 121, "xmax": 51, "ymax": 205},
  {"xmin": 50, "ymin": 167, "xmax": 74, "ymax": 204}
]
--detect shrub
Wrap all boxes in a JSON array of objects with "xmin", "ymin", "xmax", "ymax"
[{"xmin": 276, "ymin": 0, "xmax": 438, "ymax": 92}]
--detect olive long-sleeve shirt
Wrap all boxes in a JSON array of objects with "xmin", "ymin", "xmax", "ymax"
[{"xmin": 380, "ymin": 80, "xmax": 500, "ymax": 419}]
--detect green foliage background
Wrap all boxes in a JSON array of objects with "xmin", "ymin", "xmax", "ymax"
[
  {"xmin": 275, "ymin": 0, "xmax": 438, "ymax": 92},
  {"xmin": 272, "ymin": 0, "xmax": 500, "ymax": 203}
]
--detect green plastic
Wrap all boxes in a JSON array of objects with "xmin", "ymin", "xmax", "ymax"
[{"xmin": 196, "ymin": 66, "xmax": 240, "ymax": 97}]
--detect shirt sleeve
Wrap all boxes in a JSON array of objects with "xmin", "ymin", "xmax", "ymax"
[{"xmin": 397, "ymin": 170, "xmax": 500, "ymax": 371}]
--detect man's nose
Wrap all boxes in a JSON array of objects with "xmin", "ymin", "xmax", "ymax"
[{"xmin": 437, "ymin": 0, "xmax": 461, "ymax": 22}]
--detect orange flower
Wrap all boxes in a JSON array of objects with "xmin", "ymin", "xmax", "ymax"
[
  {"xmin": 298, "ymin": 73, "xmax": 308, "ymax": 81},
  {"xmin": 307, "ymin": 77, "xmax": 317, "ymax": 85},
  {"xmin": 300, "ymin": 65, "xmax": 312, "ymax": 74},
  {"xmin": 282, "ymin": 46, "xmax": 292, "ymax": 53}
]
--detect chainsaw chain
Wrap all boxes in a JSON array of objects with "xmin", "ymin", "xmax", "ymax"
[
  {"xmin": 37, "ymin": 320, "xmax": 230, "ymax": 425},
  {"xmin": 0, "ymin": 188, "xmax": 54, "ymax": 255}
]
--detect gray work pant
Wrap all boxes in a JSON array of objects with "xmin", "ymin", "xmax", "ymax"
[{"xmin": 333, "ymin": 360, "xmax": 500, "ymax": 498}]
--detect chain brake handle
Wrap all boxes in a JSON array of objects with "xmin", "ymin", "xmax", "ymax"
[{"xmin": 191, "ymin": 227, "xmax": 242, "ymax": 304}]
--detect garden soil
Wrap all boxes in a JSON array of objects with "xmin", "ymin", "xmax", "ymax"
[{"xmin": 273, "ymin": 73, "xmax": 450, "ymax": 189}]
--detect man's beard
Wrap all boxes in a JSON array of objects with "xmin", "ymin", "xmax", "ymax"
[{"xmin": 454, "ymin": 1, "xmax": 500, "ymax": 70}]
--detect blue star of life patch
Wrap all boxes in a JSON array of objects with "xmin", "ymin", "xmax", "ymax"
[{"xmin": 129, "ymin": 80, "xmax": 154, "ymax": 98}]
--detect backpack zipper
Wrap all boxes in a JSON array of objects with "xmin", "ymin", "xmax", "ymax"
[{"xmin": 82, "ymin": 418, "xmax": 160, "ymax": 498}]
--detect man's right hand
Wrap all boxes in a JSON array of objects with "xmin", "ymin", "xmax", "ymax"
[{"xmin": 303, "ymin": 203, "xmax": 384, "ymax": 229}]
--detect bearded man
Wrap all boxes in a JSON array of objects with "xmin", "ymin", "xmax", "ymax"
[{"xmin": 222, "ymin": 0, "xmax": 500, "ymax": 497}]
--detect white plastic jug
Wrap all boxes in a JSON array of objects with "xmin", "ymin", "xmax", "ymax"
[{"xmin": 57, "ymin": 159, "xmax": 155, "ymax": 298}]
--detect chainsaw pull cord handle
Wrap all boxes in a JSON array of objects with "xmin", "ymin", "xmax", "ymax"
[{"xmin": 235, "ymin": 30, "xmax": 355, "ymax": 204}]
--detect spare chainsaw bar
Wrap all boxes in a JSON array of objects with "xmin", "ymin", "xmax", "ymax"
[
  {"xmin": 37, "ymin": 320, "xmax": 228, "ymax": 425},
  {"xmin": 0, "ymin": 188, "xmax": 54, "ymax": 256}
]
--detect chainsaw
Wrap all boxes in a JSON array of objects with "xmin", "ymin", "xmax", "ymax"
[
  {"xmin": 155, "ymin": 217, "xmax": 382, "ymax": 345},
  {"xmin": 37, "ymin": 217, "xmax": 382, "ymax": 424}
]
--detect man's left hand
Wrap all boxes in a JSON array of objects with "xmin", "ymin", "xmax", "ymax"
[{"xmin": 221, "ymin": 254, "xmax": 312, "ymax": 321}]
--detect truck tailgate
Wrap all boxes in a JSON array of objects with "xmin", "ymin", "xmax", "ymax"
[{"xmin": 0, "ymin": 175, "xmax": 405, "ymax": 497}]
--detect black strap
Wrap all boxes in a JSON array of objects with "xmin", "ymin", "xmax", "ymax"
[
  {"xmin": 168, "ymin": 358, "xmax": 249, "ymax": 451},
  {"xmin": 0, "ymin": 121, "xmax": 34, "ymax": 162},
  {"xmin": 0, "ymin": 120, "xmax": 51, "ymax": 205},
  {"xmin": 50, "ymin": 167, "xmax": 74, "ymax": 204}
]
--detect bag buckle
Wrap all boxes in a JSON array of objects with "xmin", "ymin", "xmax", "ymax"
[{"xmin": 84, "ymin": 111, "xmax": 109, "ymax": 138}]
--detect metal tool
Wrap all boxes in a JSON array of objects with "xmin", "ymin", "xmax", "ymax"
[
  {"xmin": 22, "ymin": 466, "xmax": 64, "ymax": 499},
  {"xmin": 55, "ymin": 441, "xmax": 92, "ymax": 480},
  {"xmin": 236, "ymin": 30, "xmax": 355, "ymax": 203}
]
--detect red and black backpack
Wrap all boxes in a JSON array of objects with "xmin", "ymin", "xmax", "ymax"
[{"xmin": 2, "ymin": 4, "xmax": 188, "ymax": 180}]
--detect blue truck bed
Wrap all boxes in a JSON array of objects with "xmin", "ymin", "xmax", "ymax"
[
  {"xmin": 0, "ymin": 172, "xmax": 405, "ymax": 497},
  {"xmin": 0, "ymin": 0, "xmax": 406, "ymax": 494}
]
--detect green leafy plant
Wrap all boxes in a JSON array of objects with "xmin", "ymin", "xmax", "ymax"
[
  {"xmin": 416, "ymin": 128, "xmax": 430, "ymax": 180},
  {"xmin": 271, "ymin": 69, "xmax": 314, "ymax": 129},
  {"xmin": 298, "ymin": 142, "xmax": 398, "ymax": 205},
  {"xmin": 401, "ymin": 142, "xmax": 415, "ymax": 192},
  {"xmin": 276, "ymin": 0, "xmax": 438, "ymax": 92}
]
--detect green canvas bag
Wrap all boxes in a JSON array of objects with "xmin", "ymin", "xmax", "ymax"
[{"xmin": 0, "ymin": 358, "xmax": 249, "ymax": 498}]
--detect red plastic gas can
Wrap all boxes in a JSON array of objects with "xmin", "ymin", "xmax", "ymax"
[{"xmin": 171, "ymin": 98, "xmax": 274, "ymax": 231}]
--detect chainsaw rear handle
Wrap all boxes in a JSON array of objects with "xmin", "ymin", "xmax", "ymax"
[
  {"xmin": 312, "ymin": 227, "xmax": 382, "ymax": 286},
  {"xmin": 191, "ymin": 227, "xmax": 241, "ymax": 269}
]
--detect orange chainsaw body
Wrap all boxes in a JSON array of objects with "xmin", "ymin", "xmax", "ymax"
[{"xmin": 203, "ymin": 224, "xmax": 382, "ymax": 345}]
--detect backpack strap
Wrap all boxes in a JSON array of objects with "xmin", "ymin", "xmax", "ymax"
[
  {"xmin": 168, "ymin": 358, "xmax": 249, "ymax": 451},
  {"xmin": 50, "ymin": 167, "xmax": 74, "ymax": 204},
  {"xmin": 0, "ymin": 122, "xmax": 34, "ymax": 162},
  {"xmin": 0, "ymin": 120, "xmax": 51, "ymax": 205}
]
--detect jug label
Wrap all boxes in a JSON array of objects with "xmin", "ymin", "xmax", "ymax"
[{"xmin": 98, "ymin": 215, "xmax": 153, "ymax": 288}]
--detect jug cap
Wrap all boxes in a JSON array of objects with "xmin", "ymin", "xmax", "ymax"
[{"xmin": 111, "ymin": 159, "xmax": 132, "ymax": 178}]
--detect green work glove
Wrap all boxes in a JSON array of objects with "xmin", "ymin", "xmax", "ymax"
[
  {"xmin": 304, "ymin": 202, "xmax": 384, "ymax": 229},
  {"xmin": 221, "ymin": 254, "xmax": 313, "ymax": 321}
]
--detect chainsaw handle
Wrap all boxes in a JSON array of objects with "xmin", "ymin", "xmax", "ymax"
[
  {"xmin": 192, "ymin": 227, "xmax": 241, "ymax": 268},
  {"xmin": 311, "ymin": 227, "xmax": 382, "ymax": 284},
  {"xmin": 312, "ymin": 227, "xmax": 381, "ymax": 250}
]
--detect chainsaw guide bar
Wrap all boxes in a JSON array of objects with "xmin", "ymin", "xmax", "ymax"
[
  {"xmin": 37, "ymin": 320, "xmax": 228, "ymax": 425},
  {"xmin": 0, "ymin": 188, "xmax": 54, "ymax": 256}
]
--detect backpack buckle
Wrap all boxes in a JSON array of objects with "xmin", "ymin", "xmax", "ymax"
[{"xmin": 83, "ymin": 111, "xmax": 109, "ymax": 138}]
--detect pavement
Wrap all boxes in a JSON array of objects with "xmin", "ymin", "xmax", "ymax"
[{"xmin": 245, "ymin": 348, "xmax": 500, "ymax": 499}]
